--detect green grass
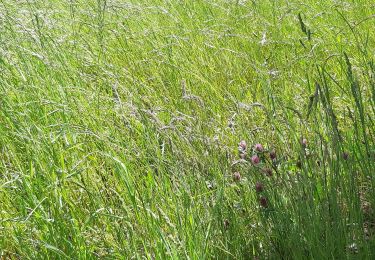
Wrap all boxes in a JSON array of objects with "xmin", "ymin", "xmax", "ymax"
[{"xmin": 0, "ymin": 0, "xmax": 374, "ymax": 258}]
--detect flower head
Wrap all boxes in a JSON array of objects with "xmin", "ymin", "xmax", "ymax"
[
  {"xmin": 254, "ymin": 143, "xmax": 264, "ymax": 152},
  {"xmin": 343, "ymin": 151, "xmax": 349, "ymax": 160},
  {"xmin": 251, "ymin": 155, "xmax": 260, "ymax": 165},
  {"xmin": 239, "ymin": 140, "xmax": 247, "ymax": 151},
  {"xmin": 233, "ymin": 172, "xmax": 241, "ymax": 182}
]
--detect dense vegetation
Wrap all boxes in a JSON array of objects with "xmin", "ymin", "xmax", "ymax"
[{"xmin": 0, "ymin": 0, "xmax": 374, "ymax": 258}]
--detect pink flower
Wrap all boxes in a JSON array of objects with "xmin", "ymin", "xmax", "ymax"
[
  {"xmin": 254, "ymin": 143, "xmax": 264, "ymax": 152},
  {"xmin": 301, "ymin": 138, "xmax": 307, "ymax": 148},
  {"xmin": 255, "ymin": 182, "xmax": 263, "ymax": 193},
  {"xmin": 233, "ymin": 172, "xmax": 241, "ymax": 181},
  {"xmin": 239, "ymin": 140, "xmax": 247, "ymax": 151},
  {"xmin": 251, "ymin": 155, "xmax": 260, "ymax": 165}
]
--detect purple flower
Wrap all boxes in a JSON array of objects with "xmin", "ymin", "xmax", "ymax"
[
  {"xmin": 233, "ymin": 172, "xmax": 241, "ymax": 181},
  {"xmin": 343, "ymin": 151, "xmax": 349, "ymax": 160},
  {"xmin": 251, "ymin": 155, "xmax": 260, "ymax": 165},
  {"xmin": 254, "ymin": 143, "xmax": 264, "ymax": 152}
]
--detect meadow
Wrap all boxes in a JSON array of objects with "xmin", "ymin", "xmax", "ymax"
[{"xmin": 0, "ymin": 0, "xmax": 374, "ymax": 258}]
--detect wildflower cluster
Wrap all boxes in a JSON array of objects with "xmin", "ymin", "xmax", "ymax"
[
  {"xmin": 233, "ymin": 137, "xmax": 351, "ymax": 210},
  {"xmin": 234, "ymin": 140, "xmax": 278, "ymax": 208}
]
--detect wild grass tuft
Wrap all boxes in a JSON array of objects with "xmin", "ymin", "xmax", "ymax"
[{"xmin": 0, "ymin": 0, "xmax": 374, "ymax": 258}]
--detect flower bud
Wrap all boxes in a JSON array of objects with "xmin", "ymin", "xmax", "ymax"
[
  {"xmin": 233, "ymin": 172, "xmax": 241, "ymax": 181},
  {"xmin": 251, "ymin": 155, "xmax": 260, "ymax": 165},
  {"xmin": 239, "ymin": 140, "xmax": 247, "ymax": 151},
  {"xmin": 254, "ymin": 143, "xmax": 264, "ymax": 152}
]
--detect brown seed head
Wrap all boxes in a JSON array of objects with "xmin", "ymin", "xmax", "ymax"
[
  {"xmin": 255, "ymin": 182, "xmax": 264, "ymax": 193},
  {"xmin": 259, "ymin": 196, "xmax": 268, "ymax": 208},
  {"xmin": 270, "ymin": 150, "xmax": 276, "ymax": 160},
  {"xmin": 262, "ymin": 167, "xmax": 273, "ymax": 177}
]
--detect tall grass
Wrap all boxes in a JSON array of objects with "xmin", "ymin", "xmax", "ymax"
[{"xmin": 0, "ymin": 0, "xmax": 374, "ymax": 258}]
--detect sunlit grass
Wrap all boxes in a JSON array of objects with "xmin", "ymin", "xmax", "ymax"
[{"xmin": 0, "ymin": 0, "xmax": 374, "ymax": 258}]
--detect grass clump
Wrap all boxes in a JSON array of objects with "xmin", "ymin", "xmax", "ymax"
[{"xmin": 0, "ymin": 0, "xmax": 374, "ymax": 258}]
